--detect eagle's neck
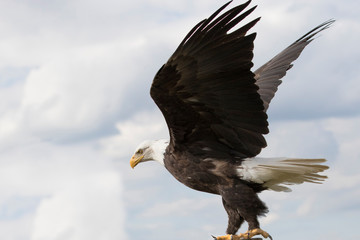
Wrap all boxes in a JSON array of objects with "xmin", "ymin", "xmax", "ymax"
[{"xmin": 150, "ymin": 139, "xmax": 169, "ymax": 165}]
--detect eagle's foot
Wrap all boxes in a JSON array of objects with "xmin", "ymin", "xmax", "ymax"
[
  {"xmin": 212, "ymin": 234, "xmax": 233, "ymax": 240},
  {"xmin": 212, "ymin": 229, "xmax": 272, "ymax": 240},
  {"xmin": 238, "ymin": 228, "xmax": 272, "ymax": 240}
]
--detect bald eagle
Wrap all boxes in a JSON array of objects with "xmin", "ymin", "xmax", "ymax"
[{"xmin": 130, "ymin": 1, "xmax": 332, "ymax": 239}]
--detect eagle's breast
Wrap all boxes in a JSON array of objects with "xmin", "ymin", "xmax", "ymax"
[{"xmin": 163, "ymin": 148, "xmax": 236, "ymax": 195}]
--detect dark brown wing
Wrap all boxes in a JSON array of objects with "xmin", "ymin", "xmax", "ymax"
[
  {"xmin": 254, "ymin": 20, "xmax": 335, "ymax": 111},
  {"xmin": 150, "ymin": 1, "xmax": 267, "ymax": 159}
]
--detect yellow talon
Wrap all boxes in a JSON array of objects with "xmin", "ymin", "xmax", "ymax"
[
  {"xmin": 243, "ymin": 228, "xmax": 272, "ymax": 239},
  {"xmin": 212, "ymin": 234, "xmax": 233, "ymax": 240},
  {"xmin": 212, "ymin": 229, "xmax": 272, "ymax": 240}
]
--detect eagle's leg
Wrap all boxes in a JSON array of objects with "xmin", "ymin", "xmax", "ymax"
[
  {"xmin": 223, "ymin": 198, "xmax": 245, "ymax": 234},
  {"xmin": 212, "ymin": 198, "xmax": 245, "ymax": 240},
  {"xmin": 217, "ymin": 183, "xmax": 271, "ymax": 240}
]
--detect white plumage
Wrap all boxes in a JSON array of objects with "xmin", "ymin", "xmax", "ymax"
[{"xmin": 237, "ymin": 157, "xmax": 328, "ymax": 192}]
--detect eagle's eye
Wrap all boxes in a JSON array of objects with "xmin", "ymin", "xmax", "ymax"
[{"xmin": 137, "ymin": 149, "xmax": 144, "ymax": 155}]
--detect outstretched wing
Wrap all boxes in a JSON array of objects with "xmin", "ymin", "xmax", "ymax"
[
  {"xmin": 150, "ymin": 1, "xmax": 267, "ymax": 159},
  {"xmin": 254, "ymin": 20, "xmax": 334, "ymax": 111}
]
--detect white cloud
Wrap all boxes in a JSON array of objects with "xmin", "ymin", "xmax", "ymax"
[
  {"xmin": 141, "ymin": 197, "xmax": 218, "ymax": 218},
  {"xmin": 323, "ymin": 116, "xmax": 360, "ymax": 168},
  {"xmin": 296, "ymin": 197, "xmax": 315, "ymax": 216},
  {"xmin": 19, "ymin": 45, "xmax": 129, "ymax": 139},
  {"xmin": 261, "ymin": 212, "xmax": 280, "ymax": 226},
  {"xmin": 101, "ymin": 111, "xmax": 168, "ymax": 158},
  {"xmin": 0, "ymin": 142, "xmax": 127, "ymax": 240},
  {"xmin": 260, "ymin": 119, "xmax": 337, "ymax": 159},
  {"xmin": 0, "ymin": 37, "xmax": 156, "ymax": 142},
  {"xmin": 31, "ymin": 178, "xmax": 125, "ymax": 240},
  {"xmin": 0, "ymin": 213, "xmax": 34, "ymax": 240}
]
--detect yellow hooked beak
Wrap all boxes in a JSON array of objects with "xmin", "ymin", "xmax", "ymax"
[{"xmin": 130, "ymin": 154, "xmax": 144, "ymax": 169}]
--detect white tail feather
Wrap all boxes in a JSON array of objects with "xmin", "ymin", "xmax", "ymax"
[{"xmin": 237, "ymin": 157, "xmax": 329, "ymax": 192}]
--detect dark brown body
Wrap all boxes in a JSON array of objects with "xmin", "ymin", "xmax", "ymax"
[
  {"xmin": 164, "ymin": 146, "xmax": 268, "ymax": 233},
  {"xmin": 164, "ymin": 147, "xmax": 225, "ymax": 194}
]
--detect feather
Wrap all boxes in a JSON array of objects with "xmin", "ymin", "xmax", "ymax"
[
  {"xmin": 237, "ymin": 158, "xmax": 329, "ymax": 192},
  {"xmin": 254, "ymin": 20, "xmax": 334, "ymax": 111}
]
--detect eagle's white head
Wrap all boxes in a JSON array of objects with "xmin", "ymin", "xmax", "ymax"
[{"xmin": 130, "ymin": 139, "xmax": 169, "ymax": 168}]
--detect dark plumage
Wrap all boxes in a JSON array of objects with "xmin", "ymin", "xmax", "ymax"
[{"xmin": 130, "ymin": 1, "xmax": 333, "ymax": 239}]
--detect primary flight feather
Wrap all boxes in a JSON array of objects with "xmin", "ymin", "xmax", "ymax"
[{"xmin": 130, "ymin": 1, "xmax": 333, "ymax": 239}]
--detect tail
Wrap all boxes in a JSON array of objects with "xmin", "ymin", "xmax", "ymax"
[{"xmin": 237, "ymin": 157, "xmax": 329, "ymax": 192}]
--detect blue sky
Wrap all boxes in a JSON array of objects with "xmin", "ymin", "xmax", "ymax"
[{"xmin": 0, "ymin": 0, "xmax": 359, "ymax": 239}]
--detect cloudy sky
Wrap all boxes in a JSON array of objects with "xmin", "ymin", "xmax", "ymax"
[{"xmin": 0, "ymin": 0, "xmax": 359, "ymax": 239}]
